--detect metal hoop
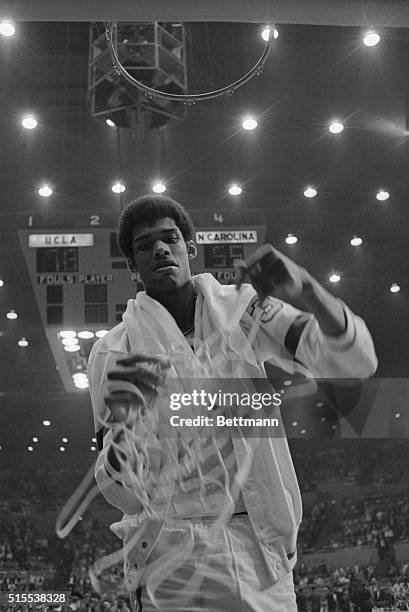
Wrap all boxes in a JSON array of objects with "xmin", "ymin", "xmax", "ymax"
[{"xmin": 105, "ymin": 22, "xmax": 275, "ymax": 104}]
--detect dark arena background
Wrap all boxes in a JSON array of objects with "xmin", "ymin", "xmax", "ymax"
[{"xmin": 0, "ymin": 1, "xmax": 408, "ymax": 611}]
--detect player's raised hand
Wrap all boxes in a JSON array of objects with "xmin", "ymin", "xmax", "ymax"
[
  {"xmin": 238, "ymin": 244, "xmax": 311, "ymax": 303},
  {"xmin": 104, "ymin": 354, "xmax": 171, "ymax": 425}
]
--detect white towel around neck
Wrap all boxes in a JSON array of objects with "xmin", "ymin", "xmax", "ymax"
[{"xmin": 121, "ymin": 273, "xmax": 259, "ymax": 375}]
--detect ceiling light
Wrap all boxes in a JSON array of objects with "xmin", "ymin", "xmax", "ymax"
[
  {"xmin": 43, "ymin": 420, "xmax": 51, "ymax": 427},
  {"xmin": 27, "ymin": 446, "xmax": 34, "ymax": 452},
  {"xmin": 329, "ymin": 273, "xmax": 341, "ymax": 283},
  {"xmin": 95, "ymin": 329, "xmax": 108, "ymax": 338},
  {"xmin": 61, "ymin": 337, "xmax": 79, "ymax": 346},
  {"xmin": 228, "ymin": 184, "xmax": 242, "ymax": 196},
  {"xmin": 242, "ymin": 118, "xmax": 258, "ymax": 130},
  {"xmin": 390, "ymin": 283, "xmax": 400, "ymax": 293},
  {"xmin": 91, "ymin": 446, "xmax": 96, "ymax": 451},
  {"xmin": 329, "ymin": 121, "xmax": 344, "ymax": 134},
  {"xmin": 300, "ymin": 429, "xmax": 307, "ymax": 434},
  {"xmin": 152, "ymin": 182, "xmax": 166, "ymax": 194},
  {"xmin": 18, "ymin": 337, "xmax": 28, "ymax": 347},
  {"xmin": 59, "ymin": 330, "xmax": 77, "ymax": 339},
  {"xmin": 350, "ymin": 236, "xmax": 362, "ymax": 246},
  {"xmin": 33, "ymin": 437, "xmax": 38, "ymax": 443},
  {"xmin": 304, "ymin": 186, "xmax": 317, "ymax": 198},
  {"xmin": 105, "ymin": 118, "xmax": 116, "ymax": 127},
  {"xmin": 59, "ymin": 446, "xmax": 65, "ymax": 452},
  {"xmin": 38, "ymin": 184, "xmax": 53, "ymax": 197},
  {"xmin": 292, "ymin": 421, "xmax": 298, "ymax": 427},
  {"xmin": 0, "ymin": 21, "xmax": 15, "ymax": 37},
  {"xmin": 77, "ymin": 330, "xmax": 94, "ymax": 339},
  {"xmin": 0, "ymin": 279, "xmax": 3, "ymax": 287},
  {"xmin": 363, "ymin": 30, "xmax": 380, "ymax": 47},
  {"xmin": 73, "ymin": 373, "xmax": 87, "ymax": 381},
  {"xmin": 112, "ymin": 182, "xmax": 126, "ymax": 194},
  {"xmin": 7, "ymin": 309, "xmax": 17, "ymax": 320},
  {"xmin": 21, "ymin": 115, "xmax": 38, "ymax": 130},
  {"xmin": 64, "ymin": 344, "xmax": 80, "ymax": 352},
  {"xmin": 92, "ymin": 437, "xmax": 97, "ymax": 442},
  {"xmin": 376, "ymin": 189, "xmax": 389, "ymax": 201},
  {"xmin": 285, "ymin": 234, "xmax": 298, "ymax": 245},
  {"xmin": 261, "ymin": 27, "xmax": 279, "ymax": 41},
  {"xmin": 62, "ymin": 437, "xmax": 68, "ymax": 443},
  {"xmin": 74, "ymin": 379, "xmax": 89, "ymax": 389}
]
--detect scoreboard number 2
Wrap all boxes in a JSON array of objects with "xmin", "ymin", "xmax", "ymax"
[{"xmin": 89, "ymin": 215, "xmax": 101, "ymax": 226}]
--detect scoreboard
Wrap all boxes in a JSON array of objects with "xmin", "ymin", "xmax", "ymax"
[{"xmin": 19, "ymin": 210, "xmax": 265, "ymax": 391}]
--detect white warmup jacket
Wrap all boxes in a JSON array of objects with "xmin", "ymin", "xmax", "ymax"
[{"xmin": 88, "ymin": 274, "xmax": 377, "ymax": 590}]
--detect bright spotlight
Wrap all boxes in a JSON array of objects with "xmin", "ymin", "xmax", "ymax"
[
  {"xmin": 95, "ymin": 330, "xmax": 108, "ymax": 338},
  {"xmin": 363, "ymin": 30, "xmax": 380, "ymax": 47},
  {"xmin": 38, "ymin": 184, "xmax": 53, "ymax": 197},
  {"xmin": 105, "ymin": 118, "xmax": 116, "ymax": 127},
  {"xmin": 329, "ymin": 273, "xmax": 341, "ymax": 283},
  {"xmin": 304, "ymin": 186, "xmax": 317, "ymax": 198},
  {"xmin": 59, "ymin": 331, "xmax": 77, "ymax": 339},
  {"xmin": 112, "ymin": 182, "xmax": 126, "ymax": 194},
  {"xmin": 228, "ymin": 184, "xmax": 242, "ymax": 196},
  {"xmin": 7, "ymin": 310, "xmax": 17, "ymax": 320},
  {"xmin": 0, "ymin": 21, "xmax": 15, "ymax": 37},
  {"xmin": 390, "ymin": 283, "xmax": 400, "ymax": 293},
  {"xmin": 152, "ymin": 182, "xmax": 166, "ymax": 194},
  {"xmin": 242, "ymin": 118, "xmax": 258, "ymax": 131},
  {"xmin": 61, "ymin": 337, "xmax": 79, "ymax": 346},
  {"xmin": 77, "ymin": 330, "xmax": 94, "ymax": 339},
  {"xmin": 18, "ymin": 337, "xmax": 28, "ymax": 347},
  {"xmin": 285, "ymin": 234, "xmax": 298, "ymax": 245},
  {"xmin": 329, "ymin": 121, "xmax": 344, "ymax": 134},
  {"xmin": 376, "ymin": 189, "xmax": 389, "ymax": 201},
  {"xmin": 21, "ymin": 115, "xmax": 38, "ymax": 130},
  {"xmin": 261, "ymin": 27, "xmax": 279, "ymax": 41},
  {"xmin": 64, "ymin": 344, "xmax": 80, "ymax": 353},
  {"xmin": 350, "ymin": 236, "xmax": 363, "ymax": 246}
]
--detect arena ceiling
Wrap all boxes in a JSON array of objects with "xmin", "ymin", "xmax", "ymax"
[{"xmin": 0, "ymin": 1, "xmax": 408, "ymax": 458}]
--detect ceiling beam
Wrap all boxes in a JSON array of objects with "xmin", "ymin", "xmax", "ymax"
[{"xmin": 2, "ymin": 0, "xmax": 409, "ymax": 26}]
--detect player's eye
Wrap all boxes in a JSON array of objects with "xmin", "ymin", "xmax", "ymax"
[
  {"xmin": 164, "ymin": 232, "xmax": 179, "ymax": 244},
  {"xmin": 135, "ymin": 241, "xmax": 153, "ymax": 252}
]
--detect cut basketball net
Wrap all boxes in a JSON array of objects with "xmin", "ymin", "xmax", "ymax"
[{"xmin": 55, "ymin": 285, "xmax": 265, "ymax": 609}]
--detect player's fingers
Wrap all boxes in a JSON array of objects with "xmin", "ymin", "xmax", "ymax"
[
  {"xmin": 107, "ymin": 367, "xmax": 163, "ymax": 388},
  {"xmin": 116, "ymin": 354, "xmax": 171, "ymax": 368}
]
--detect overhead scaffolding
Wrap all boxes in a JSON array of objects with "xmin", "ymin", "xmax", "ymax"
[{"xmin": 87, "ymin": 22, "xmax": 187, "ymax": 130}]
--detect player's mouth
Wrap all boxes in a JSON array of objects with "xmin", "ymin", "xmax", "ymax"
[{"xmin": 152, "ymin": 259, "xmax": 178, "ymax": 271}]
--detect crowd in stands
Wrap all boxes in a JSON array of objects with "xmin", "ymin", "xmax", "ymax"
[
  {"xmin": 294, "ymin": 559, "xmax": 409, "ymax": 610},
  {"xmin": 290, "ymin": 440, "xmax": 406, "ymax": 493},
  {"xmin": 0, "ymin": 468, "xmax": 89, "ymax": 515},
  {"xmin": 0, "ymin": 440, "xmax": 407, "ymax": 611},
  {"xmin": 299, "ymin": 493, "xmax": 409, "ymax": 553}
]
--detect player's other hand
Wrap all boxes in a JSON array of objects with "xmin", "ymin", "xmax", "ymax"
[
  {"xmin": 104, "ymin": 354, "xmax": 171, "ymax": 426},
  {"xmin": 244, "ymin": 244, "xmax": 312, "ymax": 302}
]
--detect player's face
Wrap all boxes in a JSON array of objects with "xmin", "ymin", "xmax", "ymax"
[{"xmin": 130, "ymin": 217, "xmax": 192, "ymax": 294}]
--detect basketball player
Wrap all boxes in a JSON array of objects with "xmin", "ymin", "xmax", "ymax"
[{"xmin": 89, "ymin": 194, "xmax": 377, "ymax": 611}]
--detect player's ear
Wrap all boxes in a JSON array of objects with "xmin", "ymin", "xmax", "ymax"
[
  {"xmin": 127, "ymin": 258, "xmax": 138, "ymax": 273},
  {"xmin": 186, "ymin": 241, "xmax": 197, "ymax": 259}
]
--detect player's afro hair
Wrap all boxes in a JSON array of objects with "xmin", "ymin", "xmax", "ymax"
[{"xmin": 117, "ymin": 194, "xmax": 195, "ymax": 260}]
